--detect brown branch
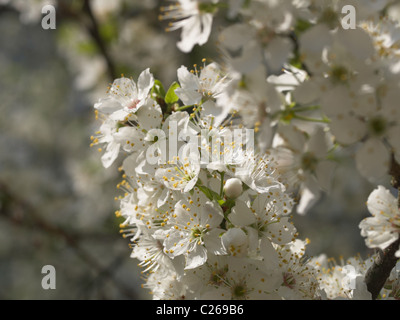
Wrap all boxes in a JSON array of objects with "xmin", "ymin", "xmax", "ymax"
[
  {"xmin": 365, "ymin": 239, "xmax": 400, "ymax": 300},
  {"xmin": 389, "ymin": 154, "xmax": 400, "ymax": 193},
  {"xmin": 82, "ymin": 0, "xmax": 117, "ymax": 81},
  {"xmin": 365, "ymin": 155, "xmax": 400, "ymax": 300}
]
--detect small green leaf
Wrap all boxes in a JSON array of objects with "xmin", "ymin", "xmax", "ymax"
[
  {"xmin": 209, "ymin": 189, "xmax": 222, "ymax": 202},
  {"xmin": 294, "ymin": 19, "xmax": 313, "ymax": 35},
  {"xmin": 218, "ymin": 199, "xmax": 226, "ymax": 206},
  {"xmin": 151, "ymin": 80, "xmax": 166, "ymax": 99},
  {"xmin": 289, "ymin": 54, "xmax": 303, "ymax": 70},
  {"xmin": 165, "ymin": 82, "xmax": 180, "ymax": 105},
  {"xmin": 197, "ymin": 185, "xmax": 213, "ymax": 201},
  {"xmin": 197, "ymin": 185, "xmax": 222, "ymax": 202}
]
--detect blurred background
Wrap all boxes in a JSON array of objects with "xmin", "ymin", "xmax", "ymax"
[{"xmin": 0, "ymin": 0, "xmax": 389, "ymax": 299}]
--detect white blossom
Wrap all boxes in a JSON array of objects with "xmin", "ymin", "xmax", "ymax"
[
  {"xmin": 88, "ymin": 0, "xmax": 400, "ymax": 300},
  {"xmin": 158, "ymin": 189, "xmax": 225, "ymax": 269},
  {"xmin": 360, "ymin": 186, "xmax": 400, "ymax": 256},
  {"xmin": 95, "ymin": 69, "xmax": 155, "ymax": 121}
]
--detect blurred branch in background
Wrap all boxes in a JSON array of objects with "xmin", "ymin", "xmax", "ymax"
[
  {"xmin": 0, "ymin": 181, "xmax": 139, "ymax": 299},
  {"xmin": 0, "ymin": 0, "xmax": 393, "ymax": 300},
  {"xmin": 56, "ymin": 0, "xmax": 117, "ymax": 81},
  {"xmin": 365, "ymin": 157, "xmax": 400, "ymax": 299},
  {"xmin": 0, "ymin": 0, "xmax": 174, "ymax": 300},
  {"xmin": 82, "ymin": 0, "xmax": 117, "ymax": 80}
]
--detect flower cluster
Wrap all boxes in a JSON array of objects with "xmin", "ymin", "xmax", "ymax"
[
  {"xmin": 92, "ymin": 64, "xmax": 325, "ymax": 299},
  {"xmin": 92, "ymin": 0, "xmax": 400, "ymax": 300}
]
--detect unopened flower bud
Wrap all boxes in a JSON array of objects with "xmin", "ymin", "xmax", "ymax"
[{"xmin": 224, "ymin": 178, "xmax": 243, "ymax": 198}]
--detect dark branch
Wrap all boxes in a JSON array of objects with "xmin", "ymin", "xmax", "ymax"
[
  {"xmin": 365, "ymin": 155, "xmax": 400, "ymax": 300},
  {"xmin": 82, "ymin": 0, "xmax": 117, "ymax": 81},
  {"xmin": 389, "ymin": 154, "xmax": 400, "ymax": 192},
  {"xmin": 365, "ymin": 238, "xmax": 400, "ymax": 300},
  {"xmin": 56, "ymin": 0, "xmax": 118, "ymax": 81},
  {"xmin": 0, "ymin": 181, "xmax": 139, "ymax": 300}
]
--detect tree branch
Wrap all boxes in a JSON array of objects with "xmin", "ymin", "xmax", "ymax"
[
  {"xmin": 365, "ymin": 155, "xmax": 400, "ymax": 300},
  {"xmin": 82, "ymin": 0, "xmax": 117, "ymax": 81},
  {"xmin": 0, "ymin": 181, "xmax": 139, "ymax": 300},
  {"xmin": 365, "ymin": 239, "xmax": 400, "ymax": 300},
  {"xmin": 56, "ymin": 0, "xmax": 118, "ymax": 81}
]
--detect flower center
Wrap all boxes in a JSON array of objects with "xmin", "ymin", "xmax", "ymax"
[
  {"xmin": 389, "ymin": 213, "xmax": 400, "ymax": 229},
  {"xmin": 329, "ymin": 65, "xmax": 350, "ymax": 84},
  {"xmin": 232, "ymin": 282, "xmax": 248, "ymax": 299},
  {"xmin": 209, "ymin": 266, "xmax": 228, "ymax": 286},
  {"xmin": 319, "ymin": 8, "xmax": 339, "ymax": 29},
  {"xmin": 128, "ymin": 98, "xmax": 140, "ymax": 110},
  {"xmin": 368, "ymin": 116, "xmax": 387, "ymax": 137},
  {"xmin": 301, "ymin": 152, "xmax": 318, "ymax": 172},
  {"xmin": 283, "ymin": 272, "xmax": 296, "ymax": 289},
  {"xmin": 191, "ymin": 226, "xmax": 206, "ymax": 239}
]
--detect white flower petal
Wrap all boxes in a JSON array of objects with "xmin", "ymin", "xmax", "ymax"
[
  {"xmin": 175, "ymin": 87, "xmax": 202, "ymax": 107},
  {"xmin": 94, "ymin": 97, "xmax": 122, "ymax": 115},
  {"xmin": 315, "ymin": 160, "xmax": 336, "ymax": 192},
  {"xmin": 329, "ymin": 114, "xmax": 367, "ymax": 145},
  {"xmin": 218, "ymin": 23, "xmax": 254, "ymax": 51},
  {"xmin": 355, "ymin": 138, "xmax": 390, "ymax": 181},
  {"xmin": 320, "ymin": 86, "xmax": 353, "ymax": 116},
  {"xmin": 200, "ymin": 201, "xmax": 224, "ymax": 227},
  {"xmin": 135, "ymin": 100, "xmax": 163, "ymax": 131},
  {"xmin": 335, "ymin": 28, "xmax": 375, "ymax": 61},
  {"xmin": 366, "ymin": 185, "xmax": 398, "ymax": 217},
  {"xmin": 101, "ymin": 140, "xmax": 120, "ymax": 168},
  {"xmin": 109, "ymin": 77, "xmax": 138, "ymax": 106},
  {"xmin": 296, "ymin": 176, "xmax": 321, "ymax": 215},
  {"xmin": 185, "ymin": 245, "xmax": 208, "ymax": 269},
  {"xmin": 221, "ymin": 228, "xmax": 248, "ymax": 256},
  {"xmin": 292, "ymin": 79, "xmax": 320, "ymax": 105},
  {"xmin": 177, "ymin": 14, "xmax": 213, "ymax": 52},
  {"xmin": 264, "ymin": 37, "xmax": 293, "ymax": 74},
  {"xmin": 137, "ymin": 68, "xmax": 155, "ymax": 101},
  {"xmin": 364, "ymin": 230, "xmax": 398, "ymax": 250},
  {"xmin": 299, "ymin": 24, "xmax": 332, "ymax": 72},
  {"xmin": 267, "ymin": 217, "xmax": 296, "ymax": 244},
  {"xmin": 230, "ymin": 200, "xmax": 256, "ymax": 227},
  {"xmin": 204, "ymin": 228, "xmax": 226, "ymax": 255},
  {"xmin": 306, "ymin": 126, "xmax": 329, "ymax": 158},
  {"xmin": 230, "ymin": 41, "xmax": 263, "ymax": 74},
  {"xmin": 177, "ymin": 65, "xmax": 200, "ymax": 90}
]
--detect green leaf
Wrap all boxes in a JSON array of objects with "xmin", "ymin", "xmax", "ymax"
[
  {"xmin": 151, "ymin": 80, "xmax": 166, "ymax": 99},
  {"xmin": 197, "ymin": 185, "xmax": 213, "ymax": 201},
  {"xmin": 209, "ymin": 189, "xmax": 222, "ymax": 202},
  {"xmin": 294, "ymin": 19, "xmax": 313, "ymax": 36},
  {"xmin": 165, "ymin": 82, "xmax": 180, "ymax": 105},
  {"xmin": 197, "ymin": 185, "xmax": 222, "ymax": 202},
  {"xmin": 218, "ymin": 199, "xmax": 226, "ymax": 206}
]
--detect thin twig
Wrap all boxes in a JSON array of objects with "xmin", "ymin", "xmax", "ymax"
[{"xmin": 0, "ymin": 181, "xmax": 139, "ymax": 300}]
